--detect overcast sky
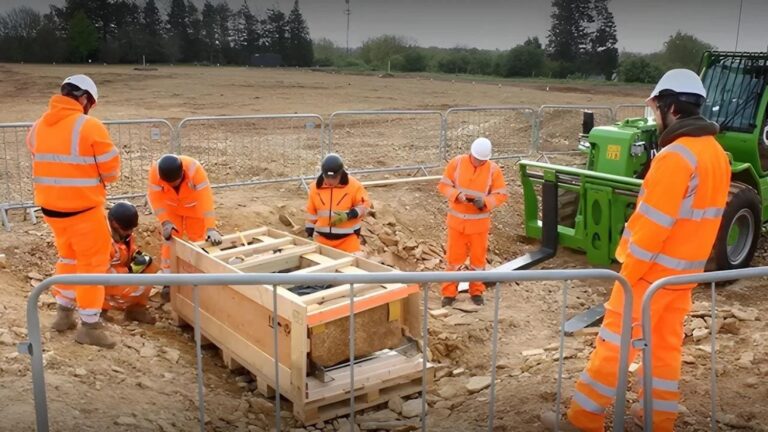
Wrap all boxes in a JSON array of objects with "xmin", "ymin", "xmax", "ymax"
[{"xmin": 3, "ymin": 0, "xmax": 766, "ymax": 53}]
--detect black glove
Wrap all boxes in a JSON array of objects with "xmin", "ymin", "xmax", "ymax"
[{"xmin": 306, "ymin": 227, "xmax": 315, "ymax": 238}]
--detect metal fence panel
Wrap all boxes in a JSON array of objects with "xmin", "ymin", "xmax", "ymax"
[
  {"xmin": 614, "ymin": 104, "xmax": 650, "ymax": 122},
  {"xmin": 444, "ymin": 106, "xmax": 536, "ymax": 161},
  {"xmin": 328, "ymin": 111, "xmax": 444, "ymax": 176},
  {"xmin": 640, "ymin": 267, "xmax": 768, "ymax": 431},
  {"xmin": 536, "ymin": 105, "xmax": 614, "ymax": 158},
  {"xmin": 1, "ymin": 119, "xmax": 174, "ymax": 229},
  {"xmin": 176, "ymin": 114, "xmax": 324, "ymax": 189},
  {"xmin": 20, "ymin": 269, "xmax": 635, "ymax": 432}
]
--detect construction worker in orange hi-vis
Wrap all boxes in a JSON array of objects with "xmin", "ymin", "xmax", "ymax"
[
  {"xmin": 147, "ymin": 154, "xmax": 222, "ymax": 301},
  {"xmin": 101, "ymin": 202, "xmax": 158, "ymax": 325},
  {"xmin": 305, "ymin": 153, "xmax": 370, "ymax": 254},
  {"xmin": 27, "ymin": 74, "xmax": 121, "ymax": 348},
  {"xmin": 438, "ymin": 137, "xmax": 508, "ymax": 307},
  {"xmin": 541, "ymin": 69, "xmax": 731, "ymax": 432}
]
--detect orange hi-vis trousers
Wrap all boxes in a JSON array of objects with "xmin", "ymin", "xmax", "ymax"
[
  {"xmin": 48, "ymin": 207, "xmax": 112, "ymax": 323},
  {"xmin": 441, "ymin": 227, "xmax": 489, "ymax": 297},
  {"xmin": 567, "ymin": 280, "xmax": 693, "ymax": 432},
  {"xmin": 103, "ymin": 261, "xmax": 160, "ymax": 310},
  {"xmin": 160, "ymin": 214, "xmax": 206, "ymax": 274},
  {"xmin": 314, "ymin": 233, "xmax": 361, "ymax": 253}
]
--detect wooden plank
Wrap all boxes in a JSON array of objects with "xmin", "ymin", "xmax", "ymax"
[
  {"xmin": 193, "ymin": 227, "xmax": 268, "ymax": 248},
  {"xmin": 174, "ymin": 240, "xmax": 306, "ymax": 323},
  {"xmin": 402, "ymin": 289, "xmax": 422, "ymax": 339},
  {"xmin": 213, "ymin": 237, "xmax": 294, "ymax": 261},
  {"xmin": 302, "ymin": 284, "xmax": 385, "ymax": 307},
  {"xmin": 292, "ymin": 257, "xmax": 356, "ymax": 275},
  {"xmin": 172, "ymin": 292, "xmax": 297, "ymax": 401},
  {"xmin": 300, "ymin": 253, "xmax": 337, "ymax": 265},
  {"xmin": 235, "ymin": 244, "xmax": 319, "ymax": 273},
  {"xmin": 361, "ymin": 175, "xmax": 441, "ymax": 188},
  {"xmin": 306, "ymin": 284, "xmax": 419, "ymax": 326},
  {"xmin": 290, "ymin": 308, "xmax": 308, "ymax": 407}
]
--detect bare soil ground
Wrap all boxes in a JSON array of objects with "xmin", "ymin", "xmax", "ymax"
[{"xmin": 1, "ymin": 64, "xmax": 767, "ymax": 431}]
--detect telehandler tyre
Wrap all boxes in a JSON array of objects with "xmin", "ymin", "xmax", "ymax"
[{"xmin": 712, "ymin": 182, "xmax": 761, "ymax": 271}]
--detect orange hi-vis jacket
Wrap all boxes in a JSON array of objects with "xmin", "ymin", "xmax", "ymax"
[
  {"xmin": 147, "ymin": 156, "xmax": 216, "ymax": 229},
  {"xmin": 615, "ymin": 136, "xmax": 731, "ymax": 292},
  {"xmin": 306, "ymin": 173, "xmax": 370, "ymax": 239},
  {"xmin": 109, "ymin": 234, "xmax": 139, "ymax": 274},
  {"xmin": 27, "ymin": 95, "xmax": 120, "ymax": 212},
  {"xmin": 438, "ymin": 154, "xmax": 508, "ymax": 234}
]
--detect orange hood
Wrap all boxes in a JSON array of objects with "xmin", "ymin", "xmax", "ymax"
[{"xmin": 40, "ymin": 95, "xmax": 85, "ymax": 127}]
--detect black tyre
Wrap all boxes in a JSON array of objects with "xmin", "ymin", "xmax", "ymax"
[{"xmin": 712, "ymin": 182, "xmax": 761, "ymax": 270}]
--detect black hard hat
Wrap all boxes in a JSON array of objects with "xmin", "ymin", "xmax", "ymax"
[
  {"xmin": 158, "ymin": 154, "xmax": 183, "ymax": 183},
  {"xmin": 108, "ymin": 201, "xmax": 139, "ymax": 230},
  {"xmin": 321, "ymin": 153, "xmax": 344, "ymax": 177}
]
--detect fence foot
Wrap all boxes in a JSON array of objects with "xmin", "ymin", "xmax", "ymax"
[{"xmin": 1, "ymin": 207, "xmax": 10, "ymax": 231}]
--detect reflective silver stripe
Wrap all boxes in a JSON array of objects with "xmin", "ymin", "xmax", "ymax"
[
  {"xmin": 33, "ymin": 176, "xmax": 101, "ymax": 186},
  {"xmin": 663, "ymin": 143, "xmax": 697, "ymax": 169},
  {"xmin": 57, "ymin": 257, "xmax": 77, "ymax": 265},
  {"xmin": 55, "ymin": 288, "xmax": 76, "ymax": 299},
  {"xmin": 580, "ymin": 372, "xmax": 616, "ymax": 398},
  {"xmin": 184, "ymin": 202, "xmax": 197, "ymax": 207},
  {"xmin": 638, "ymin": 202, "xmax": 675, "ymax": 229},
  {"xmin": 652, "ymin": 377, "xmax": 679, "ymax": 392},
  {"xmin": 317, "ymin": 210, "xmax": 332, "ymax": 217},
  {"xmin": 449, "ymin": 209, "xmax": 490, "ymax": 220},
  {"xmin": 651, "ymin": 399, "xmax": 678, "ymax": 413},
  {"xmin": 680, "ymin": 205, "xmax": 724, "ymax": 220},
  {"xmin": 193, "ymin": 181, "xmax": 209, "ymax": 191},
  {"xmin": 101, "ymin": 170, "xmax": 119, "ymax": 179},
  {"xmin": 490, "ymin": 187, "xmax": 508, "ymax": 195},
  {"xmin": 305, "ymin": 223, "xmax": 315, "ymax": 228},
  {"xmin": 440, "ymin": 177, "xmax": 453, "ymax": 186},
  {"xmin": 453, "ymin": 155, "xmax": 464, "ymax": 186},
  {"xmin": 78, "ymin": 308, "xmax": 100, "ymax": 316},
  {"xmin": 70, "ymin": 114, "xmax": 88, "ymax": 156},
  {"xmin": 628, "ymin": 242, "xmax": 707, "ymax": 271},
  {"xmin": 486, "ymin": 164, "xmax": 496, "ymax": 195},
  {"xmin": 94, "ymin": 148, "xmax": 119, "ymax": 163},
  {"xmin": 155, "ymin": 208, "xmax": 167, "ymax": 215},
  {"xmin": 149, "ymin": 184, "xmax": 163, "ymax": 191},
  {"xmin": 129, "ymin": 287, "xmax": 147, "ymax": 296},
  {"xmin": 573, "ymin": 391, "xmax": 605, "ymax": 414},
  {"xmin": 622, "ymin": 227, "xmax": 630, "ymax": 239},
  {"xmin": 354, "ymin": 205, "xmax": 367, "ymax": 216},
  {"xmin": 203, "ymin": 211, "xmax": 215, "ymax": 218},
  {"xmin": 599, "ymin": 327, "xmax": 621, "ymax": 346}
]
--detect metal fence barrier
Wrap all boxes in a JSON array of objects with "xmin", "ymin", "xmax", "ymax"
[
  {"xmin": 328, "ymin": 111, "xmax": 444, "ymax": 178},
  {"xmin": 176, "ymin": 114, "xmax": 325, "ymax": 190},
  {"xmin": 20, "ymin": 269, "xmax": 634, "ymax": 432},
  {"xmin": 639, "ymin": 268, "xmax": 768, "ymax": 431},
  {"xmin": 0, "ymin": 119, "xmax": 174, "ymax": 230},
  {"xmin": 444, "ymin": 106, "xmax": 537, "ymax": 161},
  {"xmin": 614, "ymin": 104, "xmax": 650, "ymax": 122}
]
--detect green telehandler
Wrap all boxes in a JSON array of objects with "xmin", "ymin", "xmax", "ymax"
[{"xmin": 518, "ymin": 51, "xmax": 768, "ymax": 330}]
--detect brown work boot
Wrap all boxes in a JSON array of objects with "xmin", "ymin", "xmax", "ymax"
[
  {"xmin": 51, "ymin": 305, "xmax": 77, "ymax": 332},
  {"xmin": 540, "ymin": 411, "xmax": 581, "ymax": 431},
  {"xmin": 125, "ymin": 305, "xmax": 157, "ymax": 325},
  {"xmin": 75, "ymin": 321, "xmax": 117, "ymax": 349}
]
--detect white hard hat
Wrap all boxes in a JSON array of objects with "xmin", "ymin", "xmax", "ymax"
[
  {"xmin": 62, "ymin": 74, "xmax": 99, "ymax": 102},
  {"xmin": 647, "ymin": 68, "xmax": 706, "ymax": 102},
  {"xmin": 470, "ymin": 137, "xmax": 492, "ymax": 161}
]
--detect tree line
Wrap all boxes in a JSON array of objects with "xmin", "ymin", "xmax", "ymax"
[{"xmin": 0, "ymin": 0, "xmax": 314, "ymax": 66}]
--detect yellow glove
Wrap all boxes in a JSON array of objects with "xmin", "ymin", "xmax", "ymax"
[{"xmin": 330, "ymin": 211, "xmax": 349, "ymax": 226}]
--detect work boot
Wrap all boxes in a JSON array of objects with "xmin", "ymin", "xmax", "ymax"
[
  {"xmin": 125, "ymin": 305, "xmax": 157, "ymax": 325},
  {"xmin": 471, "ymin": 295, "xmax": 485, "ymax": 306},
  {"xmin": 75, "ymin": 321, "xmax": 117, "ymax": 349},
  {"xmin": 441, "ymin": 297, "xmax": 456, "ymax": 308},
  {"xmin": 540, "ymin": 411, "xmax": 580, "ymax": 432},
  {"xmin": 51, "ymin": 305, "xmax": 77, "ymax": 332}
]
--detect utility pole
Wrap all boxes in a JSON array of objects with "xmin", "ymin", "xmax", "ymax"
[
  {"xmin": 345, "ymin": 0, "xmax": 351, "ymax": 54},
  {"xmin": 735, "ymin": 0, "xmax": 744, "ymax": 50}
]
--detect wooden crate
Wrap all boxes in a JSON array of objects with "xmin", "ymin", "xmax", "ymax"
[{"xmin": 169, "ymin": 227, "xmax": 434, "ymax": 424}]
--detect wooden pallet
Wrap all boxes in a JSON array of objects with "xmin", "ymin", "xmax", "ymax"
[{"xmin": 169, "ymin": 227, "xmax": 432, "ymax": 425}]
